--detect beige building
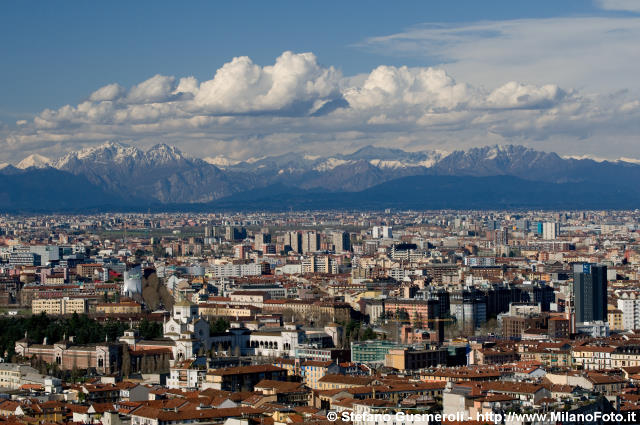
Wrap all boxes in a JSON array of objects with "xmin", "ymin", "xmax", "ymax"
[
  {"xmin": 385, "ymin": 347, "xmax": 447, "ymax": 371},
  {"xmin": 198, "ymin": 303, "xmax": 258, "ymax": 318},
  {"xmin": 32, "ymin": 297, "xmax": 87, "ymax": 315},
  {"xmin": 608, "ymin": 308, "xmax": 624, "ymax": 331},
  {"xmin": 96, "ymin": 300, "xmax": 142, "ymax": 315},
  {"xmin": 229, "ymin": 291, "xmax": 270, "ymax": 307},
  {"xmin": 611, "ymin": 346, "xmax": 640, "ymax": 368}
]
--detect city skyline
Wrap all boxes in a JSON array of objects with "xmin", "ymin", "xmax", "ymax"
[
  {"xmin": 2, "ymin": 0, "xmax": 640, "ymax": 163},
  {"xmin": 3, "ymin": 2, "xmax": 640, "ymax": 422}
]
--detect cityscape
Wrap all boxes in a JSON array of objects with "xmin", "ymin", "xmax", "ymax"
[
  {"xmin": 1, "ymin": 211, "xmax": 640, "ymax": 424},
  {"xmin": 3, "ymin": 1, "xmax": 640, "ymax": 424}
]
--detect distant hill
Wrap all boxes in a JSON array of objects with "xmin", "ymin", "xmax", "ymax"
[
  {"xmin": 3, "ymin": 142, "xmax": 640, "ymax": 211},
  {"xmin": 206, "ymin": 175, "xmax": 638, "ymax": 211}
]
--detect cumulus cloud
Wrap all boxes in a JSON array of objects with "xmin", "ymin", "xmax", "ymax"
[
  {"xmin": 344, "ymin": 66, "xmax": 471, "ymax": 111},
  {"xmin": 90, "ymin": 83, "xmax": 125, "ymax": 102},
  {"xmin": 3, "ymin": 50, "xmax": 640, "ymax": 162},
  {"xmin": 192, "ymin": 51, "xmax": 341, "ymax": 114},
  {"xmin": 485, "ymin": 82, "xmax": 565, "ymax": 109},
  {"xmin": 127, "ymin": 74, "xmax": 177, "ymax": 104}
]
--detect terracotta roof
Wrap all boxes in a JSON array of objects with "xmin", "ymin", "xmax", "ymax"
[
  {"xmin": 318, "ymin": 374, "xmax": 375, "ymax": 386},
  {"xmin": 254, "ymin": 380, "xmax": 305, "ymax": 393},
  {"xmin": 131, "ymin": 406, "xmax": 264, "ymax": 421}
]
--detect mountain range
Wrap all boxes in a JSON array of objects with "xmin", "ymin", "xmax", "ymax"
[{"xmin": 2, "ymin": 142, "xmax": 639, "ymax": 211}]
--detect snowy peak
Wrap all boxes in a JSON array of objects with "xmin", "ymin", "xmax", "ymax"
[
  {"xmin": 145, "ymin": 144, "xmax": 186, "ymax": 164},
  {"xmin": 313, "ymin": 158, "xmax": 353, "ymax": 171},
  {"xmin": 203, "ymin": 155, "xmax": 240, "ymax": 168},
  {"xmin": 4, "ymin": 142, "xmax": 640, "ymax": 207},
  {"xmin": 16, "ymin": 154, "xmax": 52, "ymax": 169},
  {"xmin": 342, "ymin": 145, "xmax": 446, "ymax": 167},
  {"xmin": 54, "ymin": 141, "xmax": 143, "ymax": 168},
  {"xmin": 52, "ymin": 142, "xmax": 195, "ymax": 169}
]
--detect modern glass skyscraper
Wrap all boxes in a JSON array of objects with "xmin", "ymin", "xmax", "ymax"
[{"xmin": 573, "ymin": 264, "xmax": 608, "ymax": 323}]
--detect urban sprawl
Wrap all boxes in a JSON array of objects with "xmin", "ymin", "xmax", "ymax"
[{"xmin": 1, "ymin": 211, "xmax": 640, "ymax": 424}]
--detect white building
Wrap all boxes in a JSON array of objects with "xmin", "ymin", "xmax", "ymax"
[
  {"xmin": 372, "ymin": 226, "xmax": 393, "ymax": 239},
  {"xmin": 248, "ymin": 323, "xmax": 306, "ymax": 357},
  {"xmin": 30, "ymin": 245, "xmax": 60, "ymax": 265},
  {"xmin": 209, "ymin": 263, "xmax": 262, "ymax": 277},
  {"xmin": 618, "ymin": 297, "xmax": 640, "ymax": 330},
  {"xmin": 122, "ymin": 265, "xmax": 142, "ymax": 297},
  {"xmin": 542, "ymin": 222, "xmax": 559, "ymax": 240},
  {"xmin": 162, "ymin": 300, "xmax": 212, "ymax": 362}
]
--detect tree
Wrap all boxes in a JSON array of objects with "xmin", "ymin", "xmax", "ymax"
[
  {"xmin": 362, "ymin": 327, "xmax": 376, "ymax": 341},
  {"xmin": 412, "ymin": 312, "xmax": 422, "ymax": 329},
  {"xmin": 139, "ymin": 319, "xmax": 162, "ymax": 339},
  {"xmin": 121, "ymin": 348, "xmax": 131, "ymax": 377},
  {"xmin": 71, "ymin": 365, "xmax": 80, "ymax": 383},
  {"xmin": 397, "ymin": 309, "xmax": 410, "ymax": 323},
  {"xmin": 282, "ymin": 308, "xmax": 295, "ymax": 323},
  {"xmin": 209, "ymin": 317, "xmax": 230, "ymax": 333}
]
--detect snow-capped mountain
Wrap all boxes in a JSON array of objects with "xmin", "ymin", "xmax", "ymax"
[
  {"xmin": 5, "ymin": 142, "xmax": 640, "ymax": 209},
  {"xmin": 16, "ymin": 153, "xmax": 52, "ymax": 169},
  {"xmin": 203, "ymin": 155, "xmax": 241, "ymax": 169},
  {"xmin": 45, "ymin": 141, "xmax": 245, "ymax": 203}
]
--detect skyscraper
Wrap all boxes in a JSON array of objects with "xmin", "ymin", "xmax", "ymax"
[{"xmin": 574, "ymin": 264, "xmax": 607, "ymax": 323}]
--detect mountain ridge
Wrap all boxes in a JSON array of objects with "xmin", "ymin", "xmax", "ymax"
[{"xmin": 3, "ymin": 142, "xmax": 640, "ymax": 210}]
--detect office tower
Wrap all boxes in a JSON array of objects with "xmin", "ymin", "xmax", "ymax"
[{"xmin": 574, "ymin": 264, "xmax": 607, "ymax": 323}]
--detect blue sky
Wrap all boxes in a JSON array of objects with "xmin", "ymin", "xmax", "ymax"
[{"xmin": 1, "ymin": 0, "xmax": 640, "ymax": 162}]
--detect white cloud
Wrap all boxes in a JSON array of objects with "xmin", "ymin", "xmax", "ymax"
[
  {"xmin": 90, "ymin": 83, "xmax": 125, "ymax": 102},
  {"xmin": 192, "ymin": 51, "xmax": 341, "ymax": 114},
  {"xmin": 174, "ymin": 76, "xmax": 199, "ymax": 96},
  {"xmin": 343, "ymin": 66, "xmax": 471, "ymax": 111},
  {"xmin": 357, "ymin": 17, "xmax": 640, "ymax": 93},
  {"xmin": 127, "ymin": 74, "xmax": 176, "ymax": 104},
  {"xmin": 3, "ymin": 50, "xmax": 640, "ymax": 163},
  {"xmin": 485, "ymin": 82, "xmax": 564, "ymax": 109}
]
